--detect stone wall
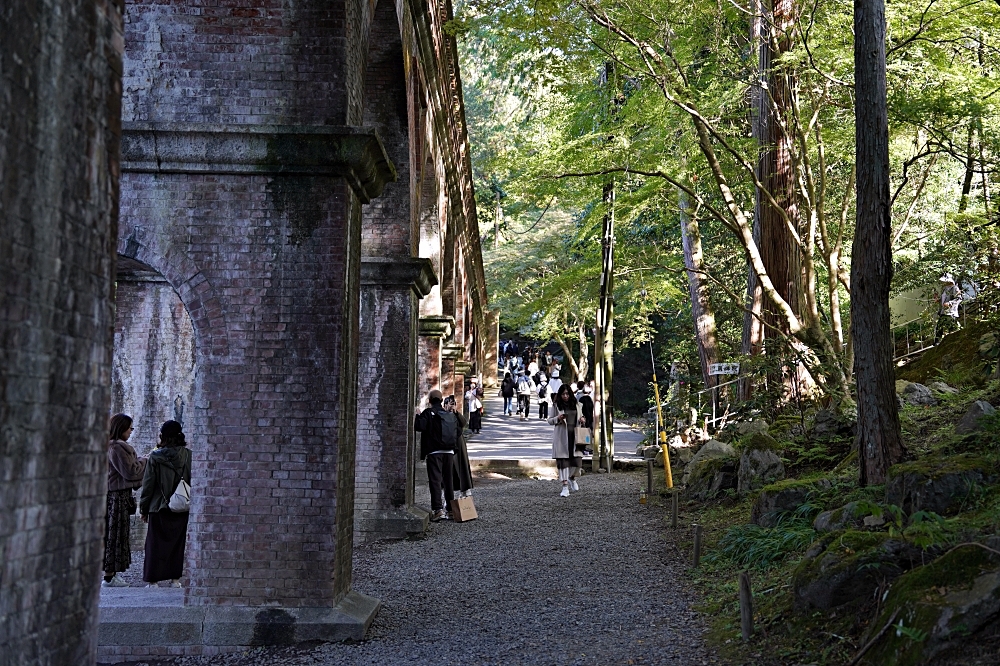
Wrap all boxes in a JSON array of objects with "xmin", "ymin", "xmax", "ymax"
[{"xmin": 0, "ymin": 0, "xmax": 124, "ymax": 663}]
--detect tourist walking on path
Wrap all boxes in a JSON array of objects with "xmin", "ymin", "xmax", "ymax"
[
  {"xmin": 547, "ymin": 369, "xmax": 563, "ymax": 403},
  {"xmin": 577, "ymin": 381, "xmax": 595, "ymax": 430},
  {"xmin": 103, "ymin": 413, "xmax": 146, "ymax": 587},
  {"xmin": 445, "ymin": 395, "xmax": 474, "ymax": 498},
  {"xmin": 516, "ymin": 371, "xmax": 535, "ymax": 420},
  {"xmin": 465, "ymin": 381, "xmax": 483, "ymax": 434},
  {"xmin": 415, "ymin": 390, "xmax": 460, "ymax": 521},
  {"xmin": 139, "ymin": 420, "xmax": 191, "ymax": 587},
  {"xmin": 537, "ymin": 378, "xmax": 550, "ymax": 420},
  {"xmin": 500, "ymin": 372, "xmax": 515, "ymax": 416},
  {"xmin": 548, "ymin": 384, "xmax": 585, "ymax": 497}
]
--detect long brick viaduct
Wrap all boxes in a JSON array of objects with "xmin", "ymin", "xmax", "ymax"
[{"xmin": 1, "ymin": 0, "xmax": 500, "ymax": 662}]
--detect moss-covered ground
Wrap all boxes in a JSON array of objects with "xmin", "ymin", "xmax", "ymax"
[{"xmin": 647, "ymin": 362, "xmax": 1000, "ymax": 664}]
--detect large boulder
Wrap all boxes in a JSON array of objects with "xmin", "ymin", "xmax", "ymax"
[
  {"xmin": 735, "ymin": 419, "xmax": 770, "ymax": 437},
  {"xmin": 955, "ymin": 400, "xmax": 997, "ymax": 435},
  {"xmin": 737, "ymin": 434, "xmax": 785, "ymax": 496},
  {"xmin": 812, "ymin": 501, "xmax": 867, "ymax": 533},
  {"xmin": 886, "ymin": 454, "xmax": 998, "ymax": 516},
  {"xmin": 680, "ymin": 439, "xmax": 735, "ymax": 485},
  {"xmin": 900, "ymin": 382, "xmax": 938, "ymax": 407},
  {"xmin": 811, "ymin": 408, "xmax": 856, "ymax": 440},
  {"xmin": 928, "ymin": 381, "xmax": 959, "ymax": 395},
  {"xmin": 751, "ymin": 477, "xmax": 832, "ymax": 527},
  {"xmin": 861, "ymin": 544, "xmax": 1000, "ymax": 666},
  {"xmin": 685, "ymin": 456, "xmax": 738, "ymax": 500},
  {"xmin": 793, "ymin": 531, "xmax": 924, "ymax": 612}
]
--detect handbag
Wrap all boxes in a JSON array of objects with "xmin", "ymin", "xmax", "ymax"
[
  {"xmin": 125, "ymin": 492, "xmax": 138, "ymax": 516},
  {"xmin": 168, "ymin": 479, "xmax": 191, "ymax": 513},
  {"xmin": 575, "ymin": 426, "xmax": 593, "ymax": 447}
]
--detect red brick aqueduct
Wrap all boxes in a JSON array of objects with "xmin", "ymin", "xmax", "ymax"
[{"xmin": 0, "ymin": 0, "xmax": 499, "ymax": 662}]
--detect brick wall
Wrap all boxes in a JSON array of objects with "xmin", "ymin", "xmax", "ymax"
[
  {"xmin": 120, "ymin": 0, "xmax": 373, "ymax": 606},
  {"xmin": 0, "ymin": 0, "xmax": 123, "ymax": 663}
]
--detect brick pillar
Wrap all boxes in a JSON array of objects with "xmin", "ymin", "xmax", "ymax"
[
  {"xmin": 354, "ymin": 258, "xmax": 435, "ymax": 543},
  {"xmin": 416, "ymin": 317, "xmax": 453, "ymax": 402},
  {"xmin": 441, "ymin": 344, "xmax": 465, "ymax": 401},
  {"xmin": 0, "ymin": 1, "xmax": 122, "ymax": 663}
]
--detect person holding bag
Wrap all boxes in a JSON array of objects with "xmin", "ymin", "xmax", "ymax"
[
  {"xmin": 103, "ymin": 413, "xmax": 146, "ymax": 587},
  {"xmin": 548, "ymin": 384, "xmax": 586, "ymax": 497},
  {"xmin": 138, "ymin": 420, "xmax": 191, "ymax": 587}
]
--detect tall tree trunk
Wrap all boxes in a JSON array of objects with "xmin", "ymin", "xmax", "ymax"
[
  {"xmin": 853, "ymin": 0, "xmax": 906, "ymax": 486},
  {"xmin": 679, "ymin": 188, "xmax": 720, "ymax": 390},
  {"xmin": 959, "ymin": 124, "xmax": 977, "ymax": 213},
  {"xmin": 744, "ymin": 0, "xmax": 801, "ymax": 398},
  {"xmin": 597, "ymin": 181, "xmax": 616, "ymax": 469}
]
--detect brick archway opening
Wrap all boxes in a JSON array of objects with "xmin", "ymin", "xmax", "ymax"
[{"xmin": 111, "ymin": 254, "xmax": 198, "ymax": 559}]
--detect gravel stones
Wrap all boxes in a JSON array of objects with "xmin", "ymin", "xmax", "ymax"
[{"xmin": 134, "ymin": 474, "xmax": 719, "ymax": 665}]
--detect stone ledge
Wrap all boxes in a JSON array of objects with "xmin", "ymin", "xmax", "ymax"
[
  {"xmin": 419, "ymin": 316, "xmax": 454, "ymax": 339},
  {"xmin": 98, "ymin": 588, "xmax": 379, "ymax": 654},
  {"xmin": 354, "ymin": 506, "xmax": 429, "ymax": 543},
  {"xmin": 121, "ymin": 123, "xmax": 396, "ymax": 203},
  {"xmin": 441, "ymin": 344, "xmax": 465, "ymax": 361},
  {"xmin": 360, "ymin": 257, "xmax": 437, "ymax": 297}
]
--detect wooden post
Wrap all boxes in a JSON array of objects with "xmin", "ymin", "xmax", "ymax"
[
  {"xmin": 671, "ymin": 492, "xmax": 679, "ymax": 529},
  {"xmin": 646, "ymin": 459, "xmax": 653, "ymax": 495},
  {"xmin": 693, "ymin": 524, "xmax": 703, "ymax": 566},
  {"xmin": 739, "ymin": 571, "xmax": 754, "ymax": 642}
]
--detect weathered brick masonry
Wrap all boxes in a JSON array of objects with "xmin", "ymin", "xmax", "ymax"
[
  {"xmin": 0, "ymin": 0, "xmax": 124, "ymax": 664},
  {"xmin": 2, "ymin": 0, "xmax": 490, "ymax": 660}
]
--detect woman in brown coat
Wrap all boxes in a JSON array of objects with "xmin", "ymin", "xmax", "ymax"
[{"xmin": 103, "ymin": 413, "xmax": 146, "ymax": 587}]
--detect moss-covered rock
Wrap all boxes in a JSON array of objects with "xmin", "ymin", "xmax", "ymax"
[
  {"xmin": 861, "ymin": 544, "xmax": 1000, "ymax": 666},
  {"xmin": 812, "ymin": 501, "xmax": 869, "ymax": 533},
  {"xmin": 751, "ymin": 477, "xmax": 832, "ymax": 528},
  {"xmin": 793, "ymin": 531, "xmax": 924, "ymax": 612},
  {"xmin": 885, "ymin": 454, "xmax": 998, "ymax": 516},
  {"xmin": 737, "ymin": 447, "xmax": 785, "ymax": 496},
  {"xmin": 684, "ymin": 455, "xmax": 738, "ymax": 500}
]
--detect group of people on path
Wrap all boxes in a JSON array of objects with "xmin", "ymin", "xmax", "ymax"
[{"xmin": 103, "ymin": 414, "xmax": 191, "ymax": 589}]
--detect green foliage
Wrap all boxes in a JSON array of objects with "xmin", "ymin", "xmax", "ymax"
[{"xmin": 707, "ymin": 514, "xmax": 817, "ymax": 569}]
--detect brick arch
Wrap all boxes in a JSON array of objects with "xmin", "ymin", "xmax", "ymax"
[
  {"xmin": 360, "ymin": 0, "xmax": 413, "ymax": 257},
  {"xmin": 116, "ymin": 228, "xmax": 230, "ymax": 360}
]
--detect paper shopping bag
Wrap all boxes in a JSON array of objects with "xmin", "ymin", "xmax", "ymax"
[
  {"xmin": 575, "ymin": 427, "xmax": 593, "ymax": 447},
  {"xmin": 449, "ymin": 496, "xmax": 478, "ymax": 522}
]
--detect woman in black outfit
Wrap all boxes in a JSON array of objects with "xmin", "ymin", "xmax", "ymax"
[{"xmin": 139, "ymin": 420, "xmax": 191, "ymax": 587}]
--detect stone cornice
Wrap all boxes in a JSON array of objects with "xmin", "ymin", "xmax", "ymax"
[
  {"xmin": 120, "ymin": 123, "xmax": 397, "ymax": 203},
  {"xmin": 441, "ymin": 344, "xmax": 465, "ymax": 361},
  {"xmin": 360, "ymin": 257, "xmax": 436, "ymax": 297},
  {"xmin": 418, "ymin": 316, "xmax": 454, "ymax": 339},
  {"xmin": 454, "ymin": 361, "xmax": 473, "ymax": 375}
]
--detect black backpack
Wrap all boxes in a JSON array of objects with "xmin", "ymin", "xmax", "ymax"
[{"xmin": 438, "ymin": 410, "xmax": 459, "ymax": 448}]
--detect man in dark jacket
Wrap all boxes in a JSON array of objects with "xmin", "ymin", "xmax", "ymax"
[
  {"xmin": 500, "ymin": 372, "xmax": 515, "ymax": 416},
  {"xmin": 414, "ymin": 390, "xmax": 462, "ymax": 521}
]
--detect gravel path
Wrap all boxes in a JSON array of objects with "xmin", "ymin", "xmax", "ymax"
[{"xmin": 149, "ymin": 472, "xmax": 719, "ymax": 666}]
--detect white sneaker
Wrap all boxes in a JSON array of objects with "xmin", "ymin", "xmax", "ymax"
[
  {"xmin": 102, "ymin": 574, "xmax": 128, "ymax": 588},
  {"xmin": 560, "ymin": 485, "xmax": 570, "ymax": 497},
  {"xmin": 570, "ymin": 479, "xmax": 580, "ymax": 492}
]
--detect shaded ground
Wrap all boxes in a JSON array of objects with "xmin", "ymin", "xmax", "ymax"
[{"xmin": 128, "ymin": 473, "xmax": 719, "ymax": 666}]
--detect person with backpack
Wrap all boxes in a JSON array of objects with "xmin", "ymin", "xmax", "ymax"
[
  {"xmin": 516, "ymin": 371, "xmax": 535, "ymax": 421},
  {"xmin": 138, "ymin": 420, "xmax": 192, "ymax": 587},
  {"xmin": 414, "ymin": 390, "xmax": 463, "ymax": 521},
  {"xmin": 537, "ymin": 377, "xmax": 550, "ymax": 420},
  {"xmin": 500, "ymin": 372, "xmax": 515, "ymax": 416}
]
